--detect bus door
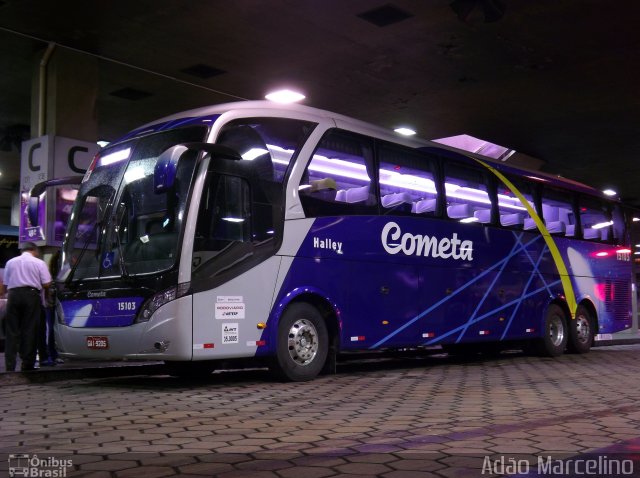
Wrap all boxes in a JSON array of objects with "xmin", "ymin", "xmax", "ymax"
[{"xmin": 190, "ymin": 156, "xmax": 282, "ymax": 357}]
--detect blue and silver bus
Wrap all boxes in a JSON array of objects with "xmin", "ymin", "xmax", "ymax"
[{"xmin": 53, "ymin": 101, "xmax": 639, "ymax": 380}]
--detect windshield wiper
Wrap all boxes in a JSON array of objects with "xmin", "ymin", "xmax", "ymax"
[
  {"xmin": 66, "ymin": 220, "xmax": 101, "ymax": 284},
  {"xmin": 113, "ymin": 222, "xmax": 130, "ymax": 280}
]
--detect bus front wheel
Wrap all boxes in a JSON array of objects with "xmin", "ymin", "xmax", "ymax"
[
  {"xmin": 567, "ymin": 305, "xmax": 595, "ymax": 354},
  {"xmin": 271, "ymin": 303, "xmax": 328, "ymax": 382},
  {"xmin": 535, "ymin": 304, "xmax": 568, "ymax": 357}
]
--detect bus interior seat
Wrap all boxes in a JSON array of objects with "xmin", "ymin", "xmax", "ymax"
[
  {"xmin": 523, "ymin": 217, "xmax": 537, "ymax": 230},
  {"xmin": 447, "ymin": 203, "xmax": 470, "ymax": 219},
  {"xmin": 345, "ymin": 185, "xmax": 370, "ymax": 203},
  {"xmin": 411, "ymin": 198, "xmax": 437, "ymax": 214},
  {"xmin": 558, "ymin": 208, "xmax": 575, "ymax": 235},
  {"xmin": 600, "ymin": 228, "xmax": 610, "ymax": 241},
  {"xmin": 146, "ymin": 218, "xmax": 165, "ymax": 235},
  {"xmin": 500, "ymin": 213, "xmax": 524, "ymax": 227},
  {"xmin": 473, "ymin": 209, "xmax": 492, "ymax": 223},
  {"xmin": 542, "ymin": 204, "xmax": 560, "ymax": 222},
  {"xmin": 565, "ymin": 224, "xmax": 576, "ymax": 237},
  {"xmin": 584, "ymin": 228, "xmax": 599, "ymax": 239},
  {"xmin": 335, "ymin": 190, "xmax": 347, "ymax": 202},
  {"xmin": 546, "ymin": 221, "xmax": 566, "ymax": 234},
  {"xmin": 382, "ymin": 192, "xmax": 412, "ymax": 208}
]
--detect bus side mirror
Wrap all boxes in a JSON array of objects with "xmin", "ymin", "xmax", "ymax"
[
  {"xmin": 154, "ymin": 145, "xmax": 188, "ymax": 193},
  {"xmin": 155, "ymin": 143, "xmax": 242, "ymax": 193},
  {"xmin": 27, "ymin": 176, "xmax": 83, "ymax": 227},
  {"xmin": 27, "ymin": 196, "xmax": 40, "ymax": 226}
]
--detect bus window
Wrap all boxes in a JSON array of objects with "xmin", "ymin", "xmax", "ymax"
[
  {"xmin": 612, "ymin": 205, "xmax": 628, "ymax": 245},
  {"xmin": 444, "ymin": 163, "xmax": 492, "ymax": 225},
  {"xmin": 579, "ymin": 196, "xmax": 613, "ymax": 243},
  {"xmin": 299, "ymin": 130, "xmax": 376, "ymax": 216},
  {"xmin": 217, "ymin": 117, "xmax": 316, "ymax": 182},
  {"xmin": 194, "ymin": 174, "xmax": 251, "ymax": 254},
  {"xmin": 378, "ymin": 145, "xmax": 438, "ymax": 216},
  {"xmin": 497, "ymin": 176, "xmax": 535, "ymax": 230},
  {"xmin": 541, "ymin": 187, "xmax": 575, "ymax": 236},
  {"xmin": 216, "ymin": 117, "xmax": 315, "ymax": 242}
]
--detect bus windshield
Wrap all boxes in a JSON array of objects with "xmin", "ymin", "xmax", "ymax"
[{"xmin": 60, "ymin": 126, "xmax": 207, "ymax": 282}]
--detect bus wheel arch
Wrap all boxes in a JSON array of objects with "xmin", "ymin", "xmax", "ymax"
[
  {"xmin": 270, "ymin": 293, "xmax": 339, "ymax": 381},
  {"xmin": 567, "ymin": 300, "xmax": 597, "ymax": 354}
]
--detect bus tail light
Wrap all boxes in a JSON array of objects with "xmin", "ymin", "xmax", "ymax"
[{"xmin": 136, "ymin": 282, "xmax": 191, "ymax": 323}]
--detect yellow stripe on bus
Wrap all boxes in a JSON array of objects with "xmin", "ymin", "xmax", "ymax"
[{"xmin": 472, "ymin": 158, "xmax": 577, "ymax": 318}]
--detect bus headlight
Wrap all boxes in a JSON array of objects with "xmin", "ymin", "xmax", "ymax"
[{"xmin": 136, "ymin": 282, "xmax": 191, "ymax": 323}]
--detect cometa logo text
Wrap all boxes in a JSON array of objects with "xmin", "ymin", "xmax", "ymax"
[{"xmin": 381, "ymin": 222, "xmax": 473, "ymax": 261}]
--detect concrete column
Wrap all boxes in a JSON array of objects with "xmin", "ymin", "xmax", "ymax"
[
  {"xmin": 30, "ymin": 46, "xmax": 99, "ymax": 141},
  {"xmin": 16, "ymin": 47, "xmax": 100, "ymax": 229}
]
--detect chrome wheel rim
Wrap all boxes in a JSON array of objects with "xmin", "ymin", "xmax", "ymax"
[
  {"xmin": 287, "ymin": 319, "xmax": 319, "ymax": 365},
  {"xmin": 549, "ymin": 315, "xmax": 565, "ymax": 347},
  {"xmin": 574, "ymin": 314, "xmax": 591, "ymax": 344}
]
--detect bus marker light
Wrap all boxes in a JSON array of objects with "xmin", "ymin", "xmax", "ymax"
[
  {"xmin": 526, "ymin": 328, "xmax": 535, "ymax": 333},
  {"xmin": 479, "ymin": 330, "xmax": 490, "ymax": 335},
  {"xmin": 246, "ymin": 340, "xmax": 266, "ymax": 347},
  {"xmin": 350, "ymin": 336, "xmax": 365, "ymax": 342},
  {"xmin": 382, "ymin": 320, "xmax": 389, "ymax": 325},
  {"xmin": 193, "ymin": 343, "xmax": 215, "ymax": 349},
  {"xmin": 422, "ymin": 332, "xmax": 435, "ymax": 338},
  {"xmin": 257, "ymin": 322, "xmax": 267, "ymax": 329}
]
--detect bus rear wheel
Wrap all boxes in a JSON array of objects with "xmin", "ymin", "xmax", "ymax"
[
  {"xmin": 271, "ymin": 302, "xmax": 328, "ymax": 382},
  {"xmin": 567, "ymin": 305, "xmax": 595, "ymax": 354},
  {"xmin": 535, "ymin": 304, "xmax": 568, "ymax": 357}
]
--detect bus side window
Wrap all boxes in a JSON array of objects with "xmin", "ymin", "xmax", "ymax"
[
  {"xmin": 299, "ymin": 130, "xmax": 376, "ymax": 217},
  {"xmin": 541, "ymin": 187, "xmax": 575, "ymax": 236},
  {"xmin": 194, "ymin": 174, "xmax": 251, "ymax": 255},
  {"xmin": 443, "ymin": 163, "xmax": 492, "ymax": 225},
  {"xmin": 378, "ymin": 144, "xmax": 438, "ymax": 217},
  {"xmin": 497, "ymin": 176, "xmax": 535, "ymax": 230},
  {"xmin": 579, "ymin": 195, "xmax": 613, "ymax": 243},
  {"xmin": 612, "ymin": 205, "xmax": 627, "ymax": 245}
]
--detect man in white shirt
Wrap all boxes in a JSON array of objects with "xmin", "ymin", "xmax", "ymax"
[{"xmin": 2, "ymin": 242, "xmax": 52, "ymax": 372}]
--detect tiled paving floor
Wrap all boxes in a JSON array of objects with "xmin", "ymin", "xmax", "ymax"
[{"xmin": 1, "ymin": 345, "xmax": 640, "ymax": 477}]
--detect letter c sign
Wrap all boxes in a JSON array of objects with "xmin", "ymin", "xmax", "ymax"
[
  {"xmin": 28, "ymin": 142, "xmax": 42, "ymax": 172},
  {"xmin": 68, "ymin": 146, "xmax": 89, "ymax": 174}
]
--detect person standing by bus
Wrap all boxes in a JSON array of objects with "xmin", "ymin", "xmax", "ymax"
[
  {"xmin": 1, "ymin": 242, "xmax": 52, "ymax": 372},
  {"xmin": 43, "ymin": 250, "xmax": 61, "ymax": 365}
]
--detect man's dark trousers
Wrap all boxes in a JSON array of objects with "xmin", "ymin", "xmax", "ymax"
[{"xmin": 5, "ymin": 287, "xmax": 42, "ymax": 371}]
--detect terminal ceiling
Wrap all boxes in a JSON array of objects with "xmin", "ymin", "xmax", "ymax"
[{"xmin": 0, "ymin": 0, "xmax": 639, "ymax": 213}]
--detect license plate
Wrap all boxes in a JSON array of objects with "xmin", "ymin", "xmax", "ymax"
[{"xmin": 86, "ymin": 336, "xmax": 109, "ymax": 349}]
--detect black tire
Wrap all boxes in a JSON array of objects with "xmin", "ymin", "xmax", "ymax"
[
  {"xmin": 567, "ymin": 304, "xmax": 595, "ymax": 354},
  {"xmin": 535, "ymin": 304, "xmax": 568, "ymax": 357},
  {"xmin": 270, "ymin": 302, "xmax": 328, "ymax": 382},
  {"xmin": 164, "ymin": 360, "xmax": 216, "ymax": 378}
]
